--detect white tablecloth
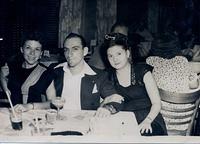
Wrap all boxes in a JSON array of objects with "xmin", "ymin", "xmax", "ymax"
[{"xmin": 0, "ymin": 108, "xmax": 142, "ymax": 142}]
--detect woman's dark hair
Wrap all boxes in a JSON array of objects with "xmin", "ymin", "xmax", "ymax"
[
  {"xmin": 21, "ymin": 31, "xmax": 44, "ymax": 49},
  {"xmin": 101, "ymin": 33, "xmax": 130, "ymax": 70},
  {"xmin": 149, "ymin": 32, "xmax": 182, "ymax": 59}
]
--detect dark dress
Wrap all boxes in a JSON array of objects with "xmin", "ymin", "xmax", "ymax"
[
  {"xmin": 7, "ymin": 61, "xmax": 54, "ymax": 106},
  {"xmin": 110, "ymin": 63, "xmax": 167, "ymax": 136}
]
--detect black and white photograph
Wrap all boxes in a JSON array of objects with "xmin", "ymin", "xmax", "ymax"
[{"xmin": 0, "ymin": 0, "xmax": 200, "ymax": 143}]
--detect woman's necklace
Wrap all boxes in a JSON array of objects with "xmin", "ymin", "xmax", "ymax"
[
  {"xmin": 22, "ymin": 62, "xmax": 38, "ymax": 69},
  {"xmin": 131, "ymin": 65, "xmax": 136, "ymax": 85}
]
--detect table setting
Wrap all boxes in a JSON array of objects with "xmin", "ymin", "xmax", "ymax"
[{"xmin": 0, "ymin": 107, "xmax": 140, "ymax": 137}]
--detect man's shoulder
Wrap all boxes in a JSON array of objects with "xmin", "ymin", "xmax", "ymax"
[
  {"xmin": 89, "ymin": 65, "xmax": 106, "ymax": 75},
  {"xmin": 54, "ymin": 66, "xmax": 64, "ymax": 75},
  {"xmin": 88, "ymin": 65, "xmax": 110, "ymax": 82}
]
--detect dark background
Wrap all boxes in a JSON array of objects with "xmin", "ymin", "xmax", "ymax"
[{"xmin": 0, "ymin": 0, "xmax": 200, "ymax": 61}]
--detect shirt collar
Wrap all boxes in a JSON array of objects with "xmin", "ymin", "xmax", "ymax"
[{"xmin": 63, "ymin": 61, "xmax": 96, "ymax": 76}]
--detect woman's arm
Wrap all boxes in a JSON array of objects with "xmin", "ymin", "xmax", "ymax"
[
  {"xmin": 143, "ymin": 71, "xmax": 161, "ymax": 122},
  {"xmin": 0, "ymin": 63, "xmax": 11, "ymax": 95},
  {"xmin": 46, "ymin": 81, "xmax": 57, "ymax": 101},
  {"xmin": 139, "ymin": 71, "xmax": 161, "ymax": 133},
  {"xmin": 14, "ymin": 81, "xmax": 56, "ymax": 112},
  {"xmin": 31, "ymin": 81, "xmax": 56, "ymax": 110}
]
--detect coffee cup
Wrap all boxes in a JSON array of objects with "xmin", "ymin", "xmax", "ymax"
[
  {"xmin": 46, "ymin": 109, "xmax": 57, "ymax": 124},
  {"xmin": 10, "ymin": 112, "xmax": 23, "ymax": 130}
]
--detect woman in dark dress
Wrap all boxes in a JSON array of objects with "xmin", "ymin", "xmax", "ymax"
[{"xmin": 101, "ymin": 33, "xmax": 167, "ymax": 136}]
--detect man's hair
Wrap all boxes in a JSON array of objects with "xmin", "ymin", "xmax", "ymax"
[
  {"xmin": 21, "ymin": 31, "xmax": 44, "ymax": 48},
  {"xmin": 63, "ymin": 33, "xmax": 87, "ymax": 48}
]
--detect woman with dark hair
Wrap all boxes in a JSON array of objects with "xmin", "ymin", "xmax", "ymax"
[
  {"xmin": 147, "ymin": 32, "xmax": 198, "ymax": 93},
  {"xmin": 146, "ymin": 32, "xmax": 199, "ymax": 135},
  {"xmin": 0, "ymin": 31, "xmax": 54, "ymax": 111},
  {"xmin": 102, "ymin": 33, "xmax": 167, "ymax": 136}
]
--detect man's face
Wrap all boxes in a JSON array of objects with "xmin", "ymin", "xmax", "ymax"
[
  {"xmin": 63, "ymin": 37, "xmax": 86, "ymax": 68},
  {"xmin": 113, "ymin": 26, "xmax": 128, "ymax": 36},
  {"xmin": 21, "ymin": 40, "xmax": 42, "ymax": 66}
]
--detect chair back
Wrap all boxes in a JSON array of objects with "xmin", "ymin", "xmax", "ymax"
[{"xmin": 159, "ymin": 88, "xmax": 200, "ymax": 135}]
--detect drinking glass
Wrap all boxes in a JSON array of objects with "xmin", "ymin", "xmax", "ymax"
[
  {"xmin": 51, "ymin": 97, "xmax": 65, "ymax": 120},
  {"xmin": 10, "ymin": 112, "xmax": 23, "ymax": 130}
]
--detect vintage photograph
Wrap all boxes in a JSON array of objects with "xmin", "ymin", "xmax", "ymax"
[{"xmin": 0, "ymin": 0, "xmax": 200, "ymax": 143}]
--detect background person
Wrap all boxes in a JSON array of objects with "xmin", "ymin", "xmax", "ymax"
[{"xmin": 146, "ymin": 32, "xmax": 199, "ymax": 134}]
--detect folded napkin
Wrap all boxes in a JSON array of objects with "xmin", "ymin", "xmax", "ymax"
[{"xmin": 51, "ymin": 131, "xmax": 83, "ymax": 136}]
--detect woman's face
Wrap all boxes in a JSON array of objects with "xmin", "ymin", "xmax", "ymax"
[
  {"xmin": 107, "ymin": 45, "xmax": 130, "ymax": 70},
  {"xmin": 21, "ymin": 40, "xmax": 42, "ymax": 67}
]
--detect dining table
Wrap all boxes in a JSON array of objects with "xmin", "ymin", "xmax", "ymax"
[
  {"xmin": 0, "ymin": 108, "xmax": 143, "ymax": 143},
  {"xmin": 1, "ymin": 108, "xmax": 200, "ymax": 143}
]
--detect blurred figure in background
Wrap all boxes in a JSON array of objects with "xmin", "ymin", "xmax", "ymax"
[
  {"xmin": 110, "ymin": 21, "xmax": 128, "ymax": 36},
  {"xmin": 129, "ymin": 21, "xmax": 154, "ymax": 62}
]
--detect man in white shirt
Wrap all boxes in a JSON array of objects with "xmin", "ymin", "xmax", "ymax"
[{"xmin": 47, "ymin": 33, "xmax": 123, "ymax": 117}]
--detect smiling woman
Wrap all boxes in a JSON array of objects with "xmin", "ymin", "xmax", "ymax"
[
  {"xmin": 0, "ymin": 31, "xmax": 54, "ymax": 111},
  {"xmin": 21, "ymin": 40, "xmax": 42, "ymax": 69}
]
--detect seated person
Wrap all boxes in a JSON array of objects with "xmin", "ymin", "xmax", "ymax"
[
  {"xmin": 102, "ymin": 33, "xmax": 167, "ymax": 136},
  {"xmin": 147, "ymin": 32, "xmax": 198, "ymax": 93},
  {"xmin": 46, "ymin": 33, "xmax": 124, "ymax": 117},
  {"xmin": 146, "ymin": 32, "xmax": 199, "ymax": 133},
  {"xmin": 0, "ymin": 31, "xmax": 54, "ymax": 110}
]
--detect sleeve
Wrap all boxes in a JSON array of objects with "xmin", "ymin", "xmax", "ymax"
[
  {"xmin": 143, "ymin": 64, "xmax": 153, "ymax": 76},
  {"xmin": 102, "ymin": 102, "xmax": 124, "ymax": 114},
  {"xmin": 146, "ymin": 56, "xmax": 161, "ymax": 67},
  {"xmin": 35, "ymin": 67, "xmax": 55, "ymax": 94},
  {"xmin": 136, "ymin": 64, "xmax": 153, "ymax": 82},
  {"xmin": 98, "ymin": 72, "xmax": 117, "ymax": 98},
  {"xmin": 28, "ymin": 67, "xmax": 56, "ymax": 102}
]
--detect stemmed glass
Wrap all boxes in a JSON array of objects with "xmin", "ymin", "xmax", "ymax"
[{"xmin": 51, "ymin": 97, "xmax": 65, "ymax": 120}]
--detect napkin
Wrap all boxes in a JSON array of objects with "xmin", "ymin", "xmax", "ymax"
[{"xmin": 51, "ymin": 131, "xmax": 83, "ymax": 136}]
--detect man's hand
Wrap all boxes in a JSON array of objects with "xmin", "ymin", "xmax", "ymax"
[
  {"xmin": 14, "ymin": 103, "xmax": 33, "ymax": 113},
  {"xmin": 95, "ymin": 107, "xmax": 111, "ymax": 118},
  {"xmin": 101, "ymin": 94, "xmax": 124, "ymax": 106}
]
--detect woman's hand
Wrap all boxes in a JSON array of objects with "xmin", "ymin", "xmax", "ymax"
[
  {"xmin": 5, "ymin": 89, "xmax": 11, "ymax": 96},
  {"xmin": 139, "ymin": 119, "xmax": 152, "ymax": 134},
  {"xmin": 0, "ymin": 63, "xmax": 9, "ymax": 77},
  {"xmin": 14, "ymin": 103, "xmax": 33, "ymax": 113}
]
